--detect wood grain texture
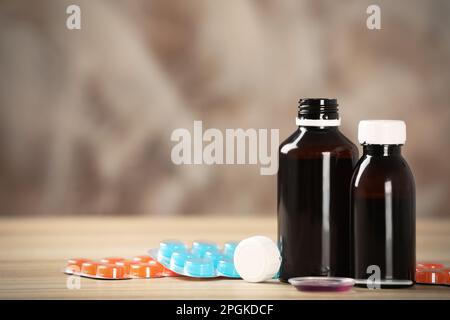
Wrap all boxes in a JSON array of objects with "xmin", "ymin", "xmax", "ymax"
[{"xmin": 0, "ymin": 216, "xmax": 449, "ymax": 299}]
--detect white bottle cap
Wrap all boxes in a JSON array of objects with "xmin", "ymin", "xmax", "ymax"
[
  {"xmin": 233, "ymin": 236, "xmax": 281, "ymax": 283},
  {"xmin": 358, "ymin": 120, "xmax": 406, "ymax": 145}
]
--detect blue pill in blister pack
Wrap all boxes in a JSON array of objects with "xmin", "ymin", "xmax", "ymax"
[
  {"xmin": 169, "ymin": 251, "xmax": 193, "ymax": 274},
  {"xmin": 157, "ymin": 240, "xmax": 187, "ymax": 265},
  {"xmin": 204, "ymin": 250, "xmax": 225, "ymax": 268},
  {"xmin": 149, "ymin": 240, "xmax": 241, "ymax": 278},
  {"xmin": 191, "ymin": 241, "xmax": 220, "ymax": 258},
  {"xmin": 223, "ymin": 241, "xmax": 238, "ymax": 258},
  {"xmin": 184, "ymin": 258, "xmax": 215, "ymax": 277},
  {"xmin": 217, "ymin": 257, "xmax": 239, "ymax": 277}
]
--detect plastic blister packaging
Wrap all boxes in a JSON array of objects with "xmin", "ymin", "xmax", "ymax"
[
  {"xmin": 149, "ymin": 240, "xmax": 240, "ymax": 278},
  {"xmin": 416, "ymin": 262, "xmax": 450, "ymax": 285},
  {"xmin": 64, "ymin": 255, "xmax": 177, "ymax": 280}
]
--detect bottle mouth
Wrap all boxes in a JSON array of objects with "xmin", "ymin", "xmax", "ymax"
[
  {"xmin": 297, "ymin": 98, "xmax": 340, "ymax": 124},
  {"xmin": 299, "ymin": 98, "xmax": 338, "ymax": 108},
  {"xmin": 298, "ymin": 98, "xmax": 339, "ymax": 120}
]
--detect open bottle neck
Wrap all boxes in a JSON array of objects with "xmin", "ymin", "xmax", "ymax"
[{"xmin": 297, "ymin": 98, "xmax": 340, "ymax": 128}]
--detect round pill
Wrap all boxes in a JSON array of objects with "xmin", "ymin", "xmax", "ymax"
[
  {"xmin": 289, "ymin": 277, "xmax": 355, "ymax": 292},
  {"xmin": 234, "ymin": 236, "xmax": 281, "ymax": 282},
  {"xmin": 66, "ymin": 258, "xmax": 91, "ymax": 273},
  {"xmin": 100, "ymin": 257, "xmax": 125, "ymax": 264},
  {"xmin": 81, "ymin": 261, "xmax": 103, "ymax": 276},
  {"xmin": 133, "ymin": 255, "xmax": 154, "ymax": 263},
  {"xmin": 96, "ymin": 264, "xmax": 126, "ymax": 279},
  {"xmin": 130, "ymin": 261, "xmax": 165, "ymax": 278}
]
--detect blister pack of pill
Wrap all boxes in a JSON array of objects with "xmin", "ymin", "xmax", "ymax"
[
  {"xmin": 64, "ymin": 255, "xmax": 178, "ymax": 280},
  {"xmin": 148, "ymin": 240, "xmax": 240, "ymax": 278},
  {"xmin": 416, "ymin": 262, "xmax": 450, "ymax": 285}
]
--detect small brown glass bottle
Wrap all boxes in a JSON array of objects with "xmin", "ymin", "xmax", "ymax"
[
  {"xmin": 277, "ymin": 98, "xmax": 358, "ymax": 282},
  {"xmin": 351, "ymin": 120, "xmax": 415, "ymax": 288}
]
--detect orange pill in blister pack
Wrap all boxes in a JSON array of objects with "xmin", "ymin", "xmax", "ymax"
[
  {"xmin": 416, "ymin": 269, "xmax": 447, "ymax": 285},
  {"xmin": 116, "ymin": 260, "xmax": 140, "ymax": 274},
  {"xmin": 440, "ymin": 268, "xmax": 450, "ymax": 284},
  {"xmin": 133, "ymin": 255, "xmax": 154, "ymax": 263},
  {"xmin": 81, "ymin": 261, "xmax": 104, "ymax": 276},
  {"xmin": 101, "ymin": 257, "xmax": 125, "ymax": 265},
  {"xmin": 66, "ymin": 258, "xmax": 92, "ymax": 274},
  {"xmin": 64, "ymin": 254, "xmax": 181, "ymax": 280},
  {"xmin": 96, "ymin": 264, "xmax": 128, "ymax": 279},
  {"xmin": 417, "ymin": 262, "xmax": 445, "ymax": 270},
  {"xmin": 130, "ymin": 261, "xmax": 165, "ymax": 278}
]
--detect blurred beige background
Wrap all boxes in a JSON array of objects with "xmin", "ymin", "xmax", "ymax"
[{"xmin": 0, "ymin": 0, "xmax": 449, "ymax": 216}]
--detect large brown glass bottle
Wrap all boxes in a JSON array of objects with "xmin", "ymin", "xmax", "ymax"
[
  {"xmin": 277, "ymin": 98, "xmax": 358, "ymax": 282},
  {"xmin": 351, "ymin": 120, "xmax": 415, "ymax": 288}
]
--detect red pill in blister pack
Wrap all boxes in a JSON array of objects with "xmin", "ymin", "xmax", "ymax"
[
  {"xmin": 417, "ymin": 262, "xmax": 445, "ymax": 270},
  {"xmin": 416, "ymin": 269, "xmax": 447, "ymax": 285},
  {"xmin": 416, "ymin": 261, "xmax": 450, "ymax": 285}
]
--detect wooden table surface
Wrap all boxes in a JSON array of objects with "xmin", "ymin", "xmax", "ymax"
[{"xmin": 0, "ymin": 216, "xmax": 449, "ymax": 299}]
